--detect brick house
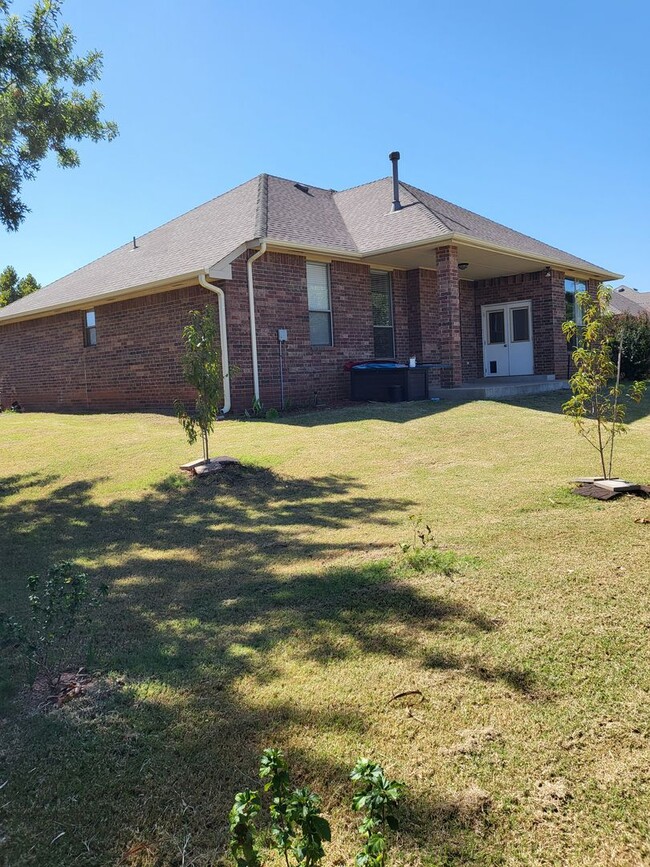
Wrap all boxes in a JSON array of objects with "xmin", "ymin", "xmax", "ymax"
[{"xmin": 0, "ymin": 157, "xmax": 620, "ymax": 413}]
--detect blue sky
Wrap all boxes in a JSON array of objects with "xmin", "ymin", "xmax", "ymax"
[{"xmin": 3, "ymin": 0, "xmax": 649, "ymax": 289}]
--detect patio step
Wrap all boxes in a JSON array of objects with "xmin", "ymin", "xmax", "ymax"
[{"xmin": 429, "ymin": 377, "xmax": 570, "ymax": 401}]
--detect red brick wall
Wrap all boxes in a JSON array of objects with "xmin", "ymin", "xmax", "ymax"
[
  {"xmin": 237, "ymin": 252, "xmax": 410, "ymax": 409},
  {"xmin": 459, "ymin": 279, "xmax": 479, "ymax": 380},
  {"xmin": 472, "ymin": 269, "xmax": 569, "ymax": 379},
  {"xmin": 436, "ymin": 246, "xmax": 462, "ymax": 386},
  {"xmin": 0, "ymin": 285, "xmax": 211, "ymax": 411},
  {"xmin": 0, "ymin": 251, "xmax": 414, "ymax": 413},
  {"xmin": 0, "ymin": 252, "xmax": 578, "ymax": 413}
]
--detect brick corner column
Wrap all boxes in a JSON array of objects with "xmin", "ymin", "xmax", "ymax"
[
  {"xmin": 549, "ymin": 269, "xmax": 570, "ymax": 380},
  {"xmin": 436, "ymin": 245, "xmax": 462, "ymax": 387}
]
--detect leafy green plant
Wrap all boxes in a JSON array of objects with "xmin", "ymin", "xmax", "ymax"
[
  {"xmin": 618, "ymin": 312, "xmax": 650, "ymax": 380},
  {"xmin": 229, "ymin": 748, "xmax": 330, "ymax": 867},
  {"xmin": 260, "ymin": 748, "xmax": 330, "ymax": 867},
  {"xmin": 0, "ymin": 0, "xmax": 118, "ymax": 231},
  {"xmin": 245, "ymin": 397, "xmax": 266, "ymax": 419},
  {"xmin": 562, "ymin": 286, "xmax": 646, "ymax": 479},
  {"xmin": 350, "ymin": 759, "xmax": 405, "ymax": 867},
  {"xmin": 229, "ymin": 790, "xmax": 262, "ymax": 867},
  {"xmin": 174, "ymin": 305, "xmax": 225, "ymax": 463},
  {"xmin": 0, "ymin": 561, "xmax": 107, "ymax": 691},
  {"xmin": 265, "ymin": 408, "xmax": 280, "ymax": 421}
]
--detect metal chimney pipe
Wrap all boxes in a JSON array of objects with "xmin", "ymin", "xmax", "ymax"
[{"xmin": 389, "ymin": 151, "xmax": 402, "ymax": 211}]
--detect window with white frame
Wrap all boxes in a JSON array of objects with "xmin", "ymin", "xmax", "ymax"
[
  {"xmin": 84, "ymin": 310, "xmax": 97, "ymax": 346},
  {"xmin": 306, "ymin": 262, "xmax": 332, "ymax": 346},
  {"xmin": 370, "ymin": 270, "xmax": 395, "ymax": 357}
]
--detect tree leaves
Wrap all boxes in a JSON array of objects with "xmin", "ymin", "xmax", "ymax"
[
  {"xmin": 175, "ymin": 306, "xmax": 223, "ymax": 462},
  {"xmin": 563, "ymin": 286, "xmax": 647, "ymax": 478},
  {"xmin": 0, "ymin": 0, "xmax": 117, "ymax": 230},
  {"xmin": 0, "ymin": 264, "xmax": 41, "ymax": 306}
]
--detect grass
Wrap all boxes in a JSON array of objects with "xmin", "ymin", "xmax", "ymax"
[{"xmin": 0, "ymin": 393, "xmax": 649, "ymax": 866}]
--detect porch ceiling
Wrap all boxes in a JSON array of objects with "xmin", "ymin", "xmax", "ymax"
[{"xmin": 362, "ymin": 241, "xmax": 620, "ymax": 281}]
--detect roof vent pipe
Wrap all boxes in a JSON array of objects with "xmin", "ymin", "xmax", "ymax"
[{"xmin": 389, "ymin": 151, "xmax": 402, "ymax": 212}]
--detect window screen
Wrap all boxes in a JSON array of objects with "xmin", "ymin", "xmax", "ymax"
[
  {"xmin": 84, "ymin": 310, "xmax": 97, "ymax": 346},
  {"xmin": 371, "ymin": 271, "xmax": 395, "ymax": 357},
  {"xmin": 306, "ymin": 262, "xmax": 332, "ymax": 346},
  {"xmin": 488, "ymin": 310, "xmax": 505, "ymax": 344},
  {"xmin": 511, "ymin": 307, "xmax": 530, "ymax": 342},
  {"xmin": 565, "ymin": 278, "xmax": 586, "ymax": 326}
]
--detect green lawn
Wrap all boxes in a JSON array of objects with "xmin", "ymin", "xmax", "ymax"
[{"xmin": 1, "ymin": 394, "xmax": 649, "ymax": 866}]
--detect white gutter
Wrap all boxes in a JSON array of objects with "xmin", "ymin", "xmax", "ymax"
[
  {"xmin": 198, "ymin": 272, "xmax": 231, "ymax": 414},
  {"xmin": 246, "ymin": 241, "xmax": 267, "ymax": 401}
]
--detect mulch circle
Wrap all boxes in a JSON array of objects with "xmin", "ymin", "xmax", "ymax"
[{"xmin": 573, "ymin": 483, "xmax": 650, "ymax": 501}]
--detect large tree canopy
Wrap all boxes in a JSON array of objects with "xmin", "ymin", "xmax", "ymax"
[
  {"xmin": 0, "ymin": 264, "xmax": 41, "ymax": 306},
  {"xmin": 0, "ymin": 0, "xmax": 117, "ymax": 231}
]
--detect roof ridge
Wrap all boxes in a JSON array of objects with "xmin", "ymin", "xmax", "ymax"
[
  {"xmin": 401, "ymin": 181, "xmax": 602, "ymax": 267},
  {"xmin": 396, "ymin": 181, "xmax": 462, "ymax": 234},
  {"xmin": 264, "ymin": 173, "xmax": 338, "ymax": 194},
  {"xmin": 399, "ymin": 182, "xmax": 471, "ymax": 233},
  {"xmin": 255, "ymin": 173, "xmax": 269, "ymax": 238},
  {"xmin": 333, "ymin": 176, "xmax": 391, "ymax": 196}
]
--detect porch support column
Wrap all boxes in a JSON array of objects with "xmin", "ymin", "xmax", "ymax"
[{"xmin": 436, "ymin": 245, "xmax": 462, "ymax": 387}]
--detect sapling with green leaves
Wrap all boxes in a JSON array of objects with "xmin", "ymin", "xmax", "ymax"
[
  {"xmin": 562, "ymin": 285, "xmax": 646, "ymax": 479},
  {"xmin": 229, "ymin": 790, "xmax": 262, "ymax": 867},
  {"xmin": 229, "ymin": 748, "xmax": 330, "ymax": 867},
  {"xmin": 0, "ymin": 561, "xmax": 107, "ymax": 691},
  {"xmin": 174, "ymin": 305, "xmax": 224, "ymax": 464},
  {"xmin": 260, "ymin": 748, "xmax": 330, "ymax": 867},
  {"xmin": 350, "ymin": 759, "xmax": 405, "ymax": 867}
]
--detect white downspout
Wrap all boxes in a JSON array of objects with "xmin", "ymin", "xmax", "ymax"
[
  {"xmin": 246, "ymin": 241, "xmax": 267, "ymax": 401},
  {"xmin": 198, "ymin": 272, "xmax": 231, "ymax": 414}
]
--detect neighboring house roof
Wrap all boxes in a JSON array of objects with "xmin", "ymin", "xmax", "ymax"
[
  {"xmin": 609, "ymin": 284, "xmax": 650, "ymax": 315},
  {"xmin": 0, "ymin": 173, "xmax": 621, "ymax": 323}
]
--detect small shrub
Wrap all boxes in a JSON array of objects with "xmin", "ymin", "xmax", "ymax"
[
  {"xmin": 265, "ymin": 407, "xmax": 280, "ymax": 421},
  {"xmin": 618, "ymin": 312, "xmax": 650, "ymax": 380},
  {"xmin": 0, "ymin": 561, "xmax": 107, "ymax": 692},
  {"xmin": 350, "ymin": 759, "xmax": 404, "ymax": 867}
]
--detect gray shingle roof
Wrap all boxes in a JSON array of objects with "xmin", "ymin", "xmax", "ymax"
[
  {"xmin": 0, "ymin": 176, "xmax": 261, "ymax": 319},
  {"xmin": 0, "ymin": 172, "xmax": 619, "ymax": 322},
  {"xmin": 610, "ymin": 285, "xmax": 650, "ymax": 315}
]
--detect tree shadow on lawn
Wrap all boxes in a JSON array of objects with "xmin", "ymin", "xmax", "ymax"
[
  {"xmin": 0, "ymin": 466, "xmax": 513, "ymax": 864},
  {"xmin": 500, "ymin": 386, "xmax": 650, "ymax": 423}
]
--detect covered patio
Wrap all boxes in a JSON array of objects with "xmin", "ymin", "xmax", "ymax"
[{"xmin": 363, "ymin": 239, "xmax": 618, "ymax": 393}]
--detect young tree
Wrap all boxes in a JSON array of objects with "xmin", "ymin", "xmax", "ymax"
[
  {"xmin": 175, "ymin": 305, "xmax": 223, "ymax": 464},
  {"xmin": 0, "ymin": 264, "xmax": 41, "ymax": 306},
  {"xmin": 0, "ymin": 0, "xmax": 118, "ymax": 231},
  {"xmin": 562, "ymin": 285, "xmax": 646, "ymax": 479}
]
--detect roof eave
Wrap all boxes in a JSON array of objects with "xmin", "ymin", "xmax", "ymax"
[
  {"xmin": 361, "ymin": 232, "xmax": 622, "ymax": 280},
  {"xmin": 207, "ymin": 241, "xmax": 257, "ymax": 279},
  {"xmin": 0, "ymin": 270, "xmax": 208, "ymax": 326}
]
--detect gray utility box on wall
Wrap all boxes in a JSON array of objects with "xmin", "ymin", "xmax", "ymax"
[{"xmin": 350, "ymin": 366, "xmax": 428, "ymax": 402}]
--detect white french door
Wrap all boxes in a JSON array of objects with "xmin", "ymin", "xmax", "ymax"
[{"xmin": 481, "ymin": 301, "xmax": 534, "ymax": 377}]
